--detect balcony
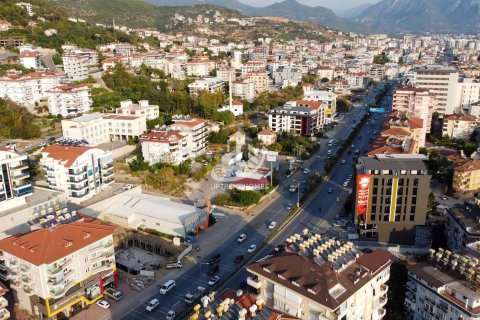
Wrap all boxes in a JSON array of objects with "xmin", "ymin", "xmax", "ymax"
[
  {"xmin": 11, "ymin": 172, "xmax": 29, "ymax": 181},
  {"xmin": 102, "ymin": 170, "xmax": 114, "ymax": 178},
  {"xmin": 47, "ymin": 259, "xmax": 71, "ymax": 275},
  {"xmin": 102, "ymin": 163, "xmax": 113, "ymax": 170},
  {"xmin": 406, "ymin": 281, "xmax": 416, "ymax": 292},
  {"xmin": 48, "ymin": 276, "xmax": 64, "ymax": 287},
  {"xmin": 23, "ymin": 284, "xmax": 34, "ymax": 296},
  {"xmin": 67, "ymin": 169, "xmax": 87, "ymax": 176},
  {"xmin": 379, "ymin": 296, "xmax": 387, "ymax": 308},
  {"xmin": 19, "ymin": 264, "xmax": 30, "ymax": 273},
  {"xmin": 12, "ymin": 183, "xmax": 32, "ymax": 197},
  {"xmin": 103, "ymin": 178, "xmax": 114, "ymax": 185},
  {"xmin": 69, "ymin": 184, "xmax": 88, "ymax": 191},
  {"xmin": 378, "ymin": 308, "xmax": 386, "ymax": 318},
  {"xmin": 21, "ymin": 274, "xmax": 33, "ymax": 284},
  {"xmin": 49, "ymin": 286, "xmax": 66, "ymax": 298},
  {"xmin": 68, "ymin": 176, "xmax": 88, "ymax": 183},
  {"xmin": 0, "ymin": 308, "xmax": 10, "ymax": 320},
  {"xmin": 0, "ymin": 297, "xmax": 7, "ymax": 309},
  {"xmin": 247, "ymin": 275, "xmax": 261, "ymax": 289},
  {"xmin": 10, "ymin": 163, "xmax": 28, "ymax": 171},
  {"xmin": 405, "ymin": 291, "xmax": 416, "ymax": 303},
  {"xmin": 380, "ymin": 284, "xmax": 389, "ymax": 295}
]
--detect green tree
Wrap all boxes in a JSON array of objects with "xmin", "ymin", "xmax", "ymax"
[{"xmin": 385, "ymin": 262, "xmax": 407, "ymax": 320}]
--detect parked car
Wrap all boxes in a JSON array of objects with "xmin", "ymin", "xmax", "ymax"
[
  {"xmin": 286, "ymin": 203, "xmax": 293, "ymax": 210},
  {"xmin": 159, "ymin": 280, "xmax": 176, "ymax": 294},
  {"xmin": 269, "ymin": 221, "xmax": 277, "ymax": 229},
  {"xmin": 237, "ymin": 234, "xmax": 246, "ymax": 243},
  {"xmin": 234, "ymin": 255, "xmax": 244, "ymax": 264},
  {"xmin": 208, "ymin": 276, "xmax": 220, "ymax": 286},
  {"xmin": 145, "ymin": 298, "xmax": 159, "ymax": 312},
  {"xmin": 341, "ymin": 160, "xmax": 346, "ymax": 164},
  {"xmin": 303, "ymin": 168, "xmax": 310, "ymax": 174},
  {"xmin": 328, "ymin": 188, "xmax": 333, "ymax": 193},
  {"xmin": 247, "ymin": 244, "xmax": 257, "ymax": 253},
  {"xmin": 96, "ymin": 300, "xmax": 110, "ymax": 309},
  {"xmin": 208, "ymin": 253, "xmax": 221, "ymax": 265}
]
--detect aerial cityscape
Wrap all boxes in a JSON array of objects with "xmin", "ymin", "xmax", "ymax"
[{"xmin": 0, "ymin": 0, "xmax": 479, "ymax": 319}]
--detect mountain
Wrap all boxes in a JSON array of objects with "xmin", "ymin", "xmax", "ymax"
[
  {"xmin": 355, "ymin": 0, "xmax": 480, "ymax": 34},
  {"xmin": 336, "ymin": 3, "xmax": 374, "ymax": 18}
]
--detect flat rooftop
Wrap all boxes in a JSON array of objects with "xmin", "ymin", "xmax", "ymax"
[
  {"xmin": 357, "ymin": 155, "xmax": 428, "ymax": 172},
  {"xmin": 0, "ymin": 186, "xmax": 64, "ymax": 218}
]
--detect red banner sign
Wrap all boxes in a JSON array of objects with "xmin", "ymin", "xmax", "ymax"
[{"xmin": 356, "ymin": 174, "xmax": 371, "ymax": 217}]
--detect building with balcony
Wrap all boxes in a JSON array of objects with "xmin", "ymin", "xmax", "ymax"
[
  {"xmin": 188, "ymin": 77, "xmax": 224, "ymax": 96},
  {"xmin": 232, "ymin": 79, "xmax": 256, "ymax": 101},
  {"xmin": 405, "ymin": 248, "xmax": 480, "ymax": 320},
  {"xmin": 185, "ymin": 60, "xmax": 215, "ymax": 77},
  {"xmin": 115, "ymin": 99, "xmax": 159, "ymax": 121},
  {"xmin": 46, "ymin": 84, "xmax": 92, "ymax": 117},
  {"xmin": 18, "ymin": 51, "xmax": 41, "ymax": 69},
  {"xmin": 139, "ymin": 129, "xmax": 189, "ymax": 165},
  {"xmin": 0, "ymin": 218, "xmax": 116, "ymax": 320},
  {"xmin": 444, "ymin": 203, "xmax": 480, "ymax": 252},
  {"xmin": 453, "ymin": 160, "xmax": 480, "ymax": 195},
  {"xmin": 354, "ymin": 154, "xmax": 431, "ymax": 245},
  {"xmin": 246, "ymin": 233, "xmax": 392, "ymax": 320},
  {"xmin": 268, "ymin": 101, "xmax": 324, "ymax": 137},
  {"xmin": 392, "ymin": 87, "xmax": 434, "ymax": 134},
  {"xmin": 40, "ymin": 145, "xmax": 114, "ymax": 203},
  {"xmin": 442, "ymin": 114, "xmax": 477, "ymax": 140},
  {"xmin": 168, "ymin": 116, "xmax": 208, "ymax": 158},
  {"xmin": 244, "ymin": 71, "xmax": 269, "ymax": 93},
  {"xmin": 272, "ymin": 66, "xmax": 302, "ymax": 88},
  {"xmin": 0, "ymin": 147, "xmax": 32, "ymax": 212},
  {"xmin": 303, "ymin": 90, "xmax": 337, "ymax": 124}
]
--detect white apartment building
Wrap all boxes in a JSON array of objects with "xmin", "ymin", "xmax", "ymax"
[
  {"xmin": 115, "ymin": 100, "xmax": 159, "ymax": 120},
  {"xmin": 413, "ymin": 65, "xmax": 460, "ymax": 114},
  {"xmin": 268, "ymin": 101, "xmax": 324, "ymax": 136},
  {"xmin": 0, "ymin": 218, "xmax": 116, "ymax": 319},
  {"xmin": 232, "ymin": 79, "xmax": 256, "ymax": 101},
  {"xmin": 240, "ymin": 61, "xmax": 266, "ymax": 75},
  {"xmin": 303, "ymin": 90, "xmax": 337, "ymax": 123},
  {"xmin": 246, "ymin": 234, "xmax": 392, "ymax": 320},
  {"xmin": 41, "ymin": 145, "xmax": 114, "ymax": 203},
  {"xmin": 16, "ymin": 2, "xmax": 34, "ymax": 16},
  {"xmin": 46, "ymin": 84, "xmax": 92, "ymax": 117},
  {"xmin": 231, "ymin": 50, "xmax": 242, "ymax": 69},
  {"xmin": 314, "ymin": 66, "xmax": 335, "ymax": 81},
  {"xmin": 442, "ymin": 114, "xmax": 477, "ymax": 139},
  {"xmin": 406, "ymin": 248, "xmax": 480, "ymax": 320},
  {"xmin": 185, "ymin": 60, "xmax": 215, "ymax": 77},
  {"xmin": 0, "ymin": 71, "xmax": 61, "ymax": 106},
  {"xmin": 62, "ymin": 54, "xmax": 90, "ymax": 81},
  {"xmin": 244, "ymin": 71, "xmax": 270, "ymax": 93},
  {"xmin": 61, "ymin": 112, "xmax": 147, "ymax": 146},
  {"xmin": 458, "ymin": 78, "xmax": 480, "ymax": 109},
  {"xmin": 393, "ymin": 87, "xmax": 434, "ymax": 133},
  {"xmin": 140, "ymin": 129, "xmax": 190, "ymax": 165},
  {"xmin": 188, "ymin": 77, "xmax": 224, "ymax": 96},
  {"xmin": 345, "ymin": 72, "xmax": 369, "ymax": 89},
  {"xmin": 18, "ymin": 51, "xmax": 41, "ymax": 69},
  {"xmin": 216, "ymin": 68, "xmax": 235, "ymax": 82},
  {"xmin": 169, "ymin": 116, "xmax": 208, "ymax": 157},
  {"xmin": 0, "ymin": 147, "xmax": 32, "ymax": 212}
]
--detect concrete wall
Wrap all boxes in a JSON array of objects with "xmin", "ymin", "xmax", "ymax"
[{"xmin": 109, "ymin": 144, "xmax": 136, "ymax": 160}]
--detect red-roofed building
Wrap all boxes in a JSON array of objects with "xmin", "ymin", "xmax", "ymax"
[
  {"xmin": 169, "ymin": 116, "xmax": 208, "ymax": 157},
  {"xmin": 18, "ymin": 50, "xmax": 41, "ymax": 69},
  {"xmin": 46, "ymin": 84, "xmax": 92, "ymax": 116},
  {"xmin": 442, "ymin": 114, "xmax": 478, "ymax": 139},
  {"xmin": 139, "ymin": 129, "xmax": 190, "ymax": 165},
  {"xmin": 258, "ymin": 129, "xmax": 276, "ymax": 146},
  {"xmin": 219, "ymin": 99, "xmax": 244, "ymax": 117}
]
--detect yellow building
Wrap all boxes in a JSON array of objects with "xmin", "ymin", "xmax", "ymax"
[{"xmin": 453, "ymin": 160, "xmax": 480, "ymax": 194}]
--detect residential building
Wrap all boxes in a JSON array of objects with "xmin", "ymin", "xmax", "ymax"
[
  {"xmin": 139, "ymin": 129, "xmax": 189, "ymax": 165},
  {"xmin": 442, "ymin": 114, "xmax": 477, "ymax": 139},
  {"xmin": 218, "ymin": 99, "xmax": 243, "ymax": 117},
  {"xmin": 303, "ymin": 90, "xmax": 337, "ymax": 123},
  {"xmin": 0, "ymin": 20, "xmax": 11, "ymax": 32},
  {"xmin": 0, "ymin": 147, "xmax": 32, "ymax": 212},
  {"xmin": 188, "ymin": 77, "xmax": 224, "ymax": 96},
  {"xmin": 98, "ymin": 42, "xmax": 135, "ymax": 56},
  {"xmin": 345, "ymin": 72, "xmax": 369, "ymax": 90},
  {"xmin": 328, "ymin": 80, "xmax": 351, "ymax": 95},
  {"xmin": 244, "ymin": 71, "xmax": 269, "ymax": 93},
  {"xmin": 453, "ymin": 160, "xmax": 480, "ymax": 194},
  {"xmin": 313, "ymin": 66, "xmax": 335, "ymax": 80},
  {"xmin": 0, "ymin": 218, "xmax": 116, "ymax": 319},
  {"xmin": 354, "ymin": 154, "xmax": 431, "ymax": 245},
  {"xmin": 369, "ymin": 65, "xmax": 386, "ymax": 82},
  {"xmin": 268, "ymin": 101, "xmax": 323, "ymax": 137},
  {"xmin": 228, "ymin": 131, "xmax": 246, "ymax": 148},
  {"xmin": 62, "ymin": 54, "xmax": 90, "ymax": 81},
  {"xmin": 40, "ymin": 145, "xmax": 114, "ymax": 203},
  {"xmin": 240, "ymin": 61, "xmax": 266, "ymax": 75},
  {"xmin": 405, "ymin": 248, "xmax": 480, "ymax": 320},
  {"xmin": 46, "ymin": 84, "xmax": 92, "ymax": 117},
  {"xmin": 392, "ymin": 87, "xmax": 434, "ymax": 133},
  {"xmin": 413, "ymin": 65, "xmax": 460, "ymax": 114},
  {"xmin": 18, "ymin": 51, "xmax": 41, "ymax": 69},
  {"xmin": 257, "ymin": 129, "xmax": 276, "ymax": 146},
  {"xmin": 115, "ymin": 100, "xmax": 159, "ymax": 121},
  {"xmin": 458, "ymin": 78, "xmax": 480, "ymax": 109},
  {"xmin": 169, "ymin": 116, "xmax": 208, "ymax": 157},
  {"xmin": 0, "ymin": 71, "xmax": 61, "ymax": 106},
  {"xmin": 16, "ymin": 2, "xmax": 34, "ymax": 16},
  {"xmin": 232, "ymin": 79, "xmax": 256, "ymax": 101},
  {"xmin": 0, "ymin": 283, "xmax": 9, "ymax": 319},
  {"xmin": 246, "ymin": 233, "xmax": 392, "ymax": 320},
  {"xmin": 216, "ymin": 67, "xmax": 235, "ymax": 82},
  {"xmin": 185, "ymin": 60, "xmax": 215, "ymax": 77},
  {"xmin": 444, "ymin": 202, "xmax": 480, "ymax": 251},
  {"xmin": 272, "ymin": 66, "xmax": 302, "ymax": 88}
]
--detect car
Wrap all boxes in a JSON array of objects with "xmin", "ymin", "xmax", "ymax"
[
  {"xmin": 96, "ymin": 300, "xmax": 110, "ymax": 309},
  {"xmin": 269, "ymin": 221, "xmax": 277, "ymax": 229},
  {"xmin": 237, "ymin": 234, "xmax": 247, "ymax": 243},
  {"xmin": 209, "ymin": 264, "xmax": 220, "ymax": 275},
  {"xmin": 166, "ymin": 310, "xmax": 176, "ymax": 320},
  {"xmin": 341, "ymin": 160, "xmax": 346, "ymax": 164},
  {"xmin": 286, "ymin": 203, "xmax": 293, "ymax": 210},
  {"xmin": 208, "ymin": 276, "xmax": 220, "ymax": 286},
  {"xmin": 159, "ymin": 280, "xmax": 176, "ymax": 294},
  {"xmin": 234, "ymin": 255, "xmax": 244, "ymax": 264},
  {"xmin": 343, "ymin": 181, "xmax": 348, "ymax": 187},
  {"xmin": 122, "ymin": 184, "xmax": 133, "ymax": 190},
  {"xmin": 328, "ymin": 188, "xmax": 333, "ymax": 193},
  {"xmin": 146, "ymin": 298, "xmax": 159, "ymax": 312},
  {"xmin": 247, "ymin": 244, "xmax": 257, "ymax": 253},
  {"xmin": 351, "ymin": 144, "xmax": 355, "ymax": 148},
  {"xmin": 303, "ymin": 168, "xmax": 310, "ymax": 174},
  {"xmin": 441, "ymin": 196, "xmax": 448, "ymax": 201},
  {"xmin": 327, "ymin": 150, "xmax": 332, "ymax": 155},
  {"xmin": 208, "ymin": 253, "xmax": 221, "ymax": 265}
]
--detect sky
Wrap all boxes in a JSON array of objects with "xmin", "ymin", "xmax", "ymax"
[{"xmin": 236, "ymin": 0, "xmax": 382, "ymax": 12}]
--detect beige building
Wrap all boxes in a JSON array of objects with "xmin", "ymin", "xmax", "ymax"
[
  {"xmin": 244, "ymin": 71, "xmax": 270, "ymax": 93},
  {"xmin": 453, "ymin": 160, "xmax": 480, "ymax": 194},
  {"xmin": 257, "ymin": 129, "xmax": 276, "ymax": 146},
  {"xmin": 442, "ymin": 114, "xmax": 477, "ymax": 139},
  {"xmin": 392, "ymin": 87, "xmax": 434, "ymax": 134}
]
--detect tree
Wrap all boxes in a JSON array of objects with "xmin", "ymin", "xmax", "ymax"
[
  {"xmin": 302, "ymin": 74, "xmax": 316, "ymax": 84},
  {"xmin": 385, "ymin": 262, "xmax": 407, "ymax": 319},
  {"xmin": 320, "ymin": 77, "xmax": 329, "ymax": 83}
]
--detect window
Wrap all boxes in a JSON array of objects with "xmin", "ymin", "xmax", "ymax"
[
  {"xmin": 384, "ymin": 206, "xmax": 390, "ymax": 213},
  {"xmin": 410, "ymin": 206, "xmax": 416, "ymax": 214},
  {"xmin": 383, "ymin": 215, "xmax": 389, "ymax": 221},
  {"xmin": 410, "ymin": 215, "xmax": 415, "ymax": 221}
]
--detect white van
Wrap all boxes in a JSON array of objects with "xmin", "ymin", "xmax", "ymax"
[
  {"xmin": 328, "ymin": 139, "xmax": 334, "ymax": 147},
  {"xmin": 160, "ymin": 280, "xmax": 176, "ymax": 294}
]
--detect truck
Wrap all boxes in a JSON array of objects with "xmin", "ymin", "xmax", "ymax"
[
  {"xmin": 104, "ymin": 288, "xmax": 123, "ymax": 301},
  {"xmin": 166, "ymin": 301, "xmax": 182, "ymax": 320},
  {"xmin": 184, "ymin": 286, "xmax": 205, "ymax": 305},
  {"xmin": 289, "ymin": 183, "xmax": 299, "ymax": 192},
  {"xmin": 166, "ymin": 261, "xmax": 183, "ymax": 269}
]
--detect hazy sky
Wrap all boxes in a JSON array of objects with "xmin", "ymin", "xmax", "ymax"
[{"xmin": 237, "ymin": 0, "xmax": 381, "ymax": 12}]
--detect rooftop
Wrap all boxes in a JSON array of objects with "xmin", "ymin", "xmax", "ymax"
[
  {"xmin": 444, "ymin": 114, "xmax": 477, "ymax": 122},
  {"xmin": 42, "ymin": 145, "xmax": 93, "ymax": 168},
  {"xmin": 446, "ymin": 203, "xmax": 480, "ymax": 234},
  {"xmin": 357, "ymin": 154, "xmax": 428, "ymax": 172}
]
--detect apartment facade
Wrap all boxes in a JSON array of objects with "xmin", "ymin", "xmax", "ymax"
[
  {"xmin": 115, "ymin": 100, "xmax": 159, "ymax": 121},
  {"xmin": 453, "ymin": 160, "xmax": 480, "ymax": 194},
  {"xmin": 0, "ymin": 219, "xmax": 116, "ymax": 320},
  {"xmin": 46, "ymin": 84, "xmax": 92, "ymax": 117},
  {"xmin": 354, "ymin": 154, "xmax": 431, "ymax": 245},
  {"xmin": 442, "ymin": 114, "xmax": 477, "ymax": 139},
  {"xmin": 444, "ymin": 203, "xmax": 480, "ymax": 251},
  {"xmin": 272, "ymin": 67, "xmax": 302, "ymax": 88},
  {"xmin": 0, "ymin": 147, "xmax": 32, "ymax": 212},
  {"xmin": 62, "ymin": 54, "xmax": 90, "ymax": 81},
  {"xmin": 139, "ymin": 129, "xmax": 189, "ymax": 165},
  {"xmin": 268, "ymin": 102, "xmax": 322, "ymax": 137},
  {"xmin": 0, "ymin": 71, "xmax": 61, "ymax": 106},
  {"xmin": 185, "ymin": 60, "xmax": 215, "ymax": 77},
  {"xmin": 244, "ymin": 71, "xmax": 270, "ymax": 93},
  {"xmin": 303, "ymin": 90, "xmax": 337, "ymax": 123},
  {"xmin": 413, "ymin": 66, "xmax": 459, "ymax": 114},
  {"xmin": 406, "ymin": 248, "xmax": 480, "ymax": 320},
  {"xmin": 457, "ymin": 78, "xmax": 480, "ymax": 109},
  {"xmin": 188, "ymin": 77, "xmax": 224, "ymax": 96},
  {"xmin": 169, "ymin": 116, "xmax": 208, "ymax": 157},
  {"xmin": 392, "ymin": 87, "xmax": 434, "ymax": 133},
  {"xmin": 232, "ymin": 79, "xmax": 256, "ymax": 101},
  {"xmin": 18, "ymin": 51, "xmax": 41, "ymax": 69},
  {"xmin": 246, "ymin": 233, "xmax": 392, "ymax": 320},
  {"xmin": 40, "ymin": 145, "xmax": 114, "ymax": 203}
]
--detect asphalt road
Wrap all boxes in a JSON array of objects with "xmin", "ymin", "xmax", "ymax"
[{"xmin": 120, "ymin": 81, "xmax": 395, "ymax": 320}]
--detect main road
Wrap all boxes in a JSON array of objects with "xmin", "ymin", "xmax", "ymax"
[{"xmin": 120, "ymin": 81, "xmax": 394, "ymax": 319}]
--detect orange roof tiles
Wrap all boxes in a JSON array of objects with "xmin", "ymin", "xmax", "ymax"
[
  {"xmin": 139, "ymin": 130, "xmax": 186, "ymax": 143},
  {"xmin": 297, "ymin": 100, "xmax": 322, "ymax": 109},
  {"xmin": 444, "ymin": 114, "xmax": 477, "ymax": 122},
  {"xmin": 455, "ymin": 160, "xmax": 480, "ymax": 173},
  {"xmin": 42, "ymin": 145, "xmax": 93, "ymax": 168},
  {"xmin": 172, "ymin": 118, "xmax": 205, "ymax": 127},
  {"xmin": 258, "ymin": 129, "xmax": 275, "ymax": 136}
]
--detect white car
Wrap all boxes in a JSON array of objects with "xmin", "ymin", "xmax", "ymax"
[
  {"xmin": 96, "ymin": 300, "xmax": 110, "ymax": 309},
  {"xmin": 146, "ymin": 298, "xmax": 159, "ymax": 312},
  {"xmin": 122, "ymin": 184, "xmax": 133, "ymax": 190},
  {"xmin": 247, "ymin": 244, "xmax": 257, "ymax": 253},
  {"xmin": 343, "ymin": 181, "xmax": 348, "ymax": 187},
  {"xmin": 208, "ymin": 276, "xmax": 220, "ymax": 286},
  {"xmin": 341, "ymin": 160, "xmax": 346, "ymax": 164},
  {"xmin": 303, "ymin": 168, "xmax": 310, "ymax": 174},
  {"xmin": 269, "ymin": 221, "xmax": 277, "ymax": 229},
  {"xmin": 286, "ymin": 203, "xmax": 293, "ymax": 210},
  {"xmin": 237, "ymin": 233, "xmax": 247, "ymax": 243}
]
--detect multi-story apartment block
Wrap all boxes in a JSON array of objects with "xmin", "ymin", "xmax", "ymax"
[
  {"xmin": 0, "ymin": 218, "xmax": 116, "ymax": 319},
  {"xmin": 98, "ymin": 42, "xmax": 135, "ymax": 56},
  {"xmin": 232, "ymin": 79, "xmax": 256, "ymax": 101},
  {"xmin": 272, "ymin": 66, "xmax": 302, "ymax": 88},
  {"xmin": 0, "ymin": 71, "xmax": 61, "ymax": 106},
  {"xmin": 303, "ymin": 90, "xmax": 337, "ymax": 123},
  {"xmin": 140, "ymin": 129, "xmax": 190, "ymax": 165},
  {"xmin": 457, "ymin": 78, "xmax": 480, "ymax": 109},
  {"xmin": 18, "ymin": 51, "xmax": 41, "ymax": 69},
  {"xmin": 115, "ymin": 100, "xmax": 159, "ymax": 121},
  {"xmin": 188, "ymin": 77, "xmax": 224, "ymax": 96},
  {"xmin": 444, "ymin": 202, "xmax": 480, "ymax": 251},
  {"xmin": 406, "ymin": 248, "xmax": 480, "ymax": 320},
  {"xmin": 246, "ymin": 233, "xmax": 392, "ymax": 320},
  {"xmin": 169, "ymin": 116, "xmax": 208, "ymax": 157},
  {"xmin": 46, "ymin": 84, "xmax": 92, "ymax": 117},
  {"xmin": 0, "ymin": 147, "xmax": 32, "ymax": 212},
  {"xmin": 62, "ymin": 54, "xmax": 90, "ymax": 81},
  {"xmin": 185, "ymin": 60, "xmax": 215, "ymax": 77},
  {"xmin": 354, "ymin": 154, "xmax": 431, "ymax": 245},
  {"xmin": 413, "ymin": 65, "xmax": 459, "ymax": 114},
  {"xmin": 328, "ymin": 80, "xmax": 351, "ymax": 96},
  {"xmin": 453, "ymin": 160, "xmax": 480, "ymax": 194},
  {"xmin": 244, "ymin": 71, "xmax": 270, "ymax": 93},
  {"xmin": 313, "ymin": 66, "xmax": 335, "ymax": 80},
  {"xmin": 216, "ymin": 67, "xmax": 235, "ymax": 82},
  {"xmin": 442, "ymin": 114, "xmax": 477, "ymax": 139},
  {"xmin": 344, "ymin": 72, "xmax": 369, "ymax": 89},
  {"xmin": 40, "ymin": 145, "xmax": 114, "ymax": 203},
  {"xmin": 268, "ymin": 101, "xmax": 323, "ymax": 136},
  {"xmin": 392, "ymin": 87, "xmax": 434, "ymax": 133},
  {"xmin": 240, "ymin": 61, "xmax": 266, "ymax": 75}
]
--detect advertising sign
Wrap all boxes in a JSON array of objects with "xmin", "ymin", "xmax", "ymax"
[
  {"xmin": 356, "ymin": 174, "xmax": 371, "ymax": 217},
  {"xmin": 266, "ymin": 151, "xmax": 277, "ymax": 162},
  {"xmin": 369, "ymin": 108, "xmax": 385, "ymax": 113}
]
